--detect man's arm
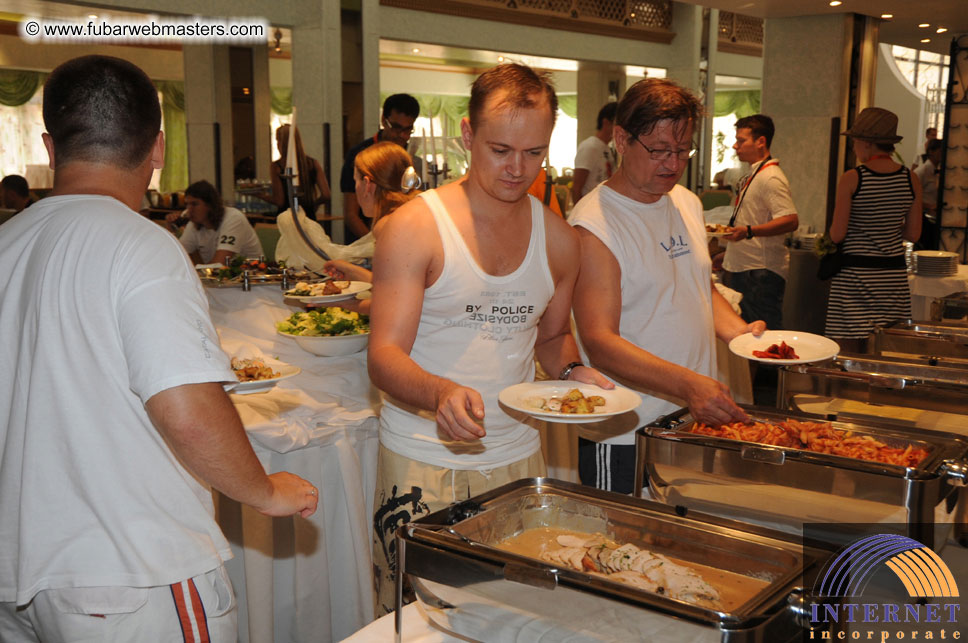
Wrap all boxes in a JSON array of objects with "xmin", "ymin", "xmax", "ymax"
[
  {"xmin": 573, "ymin": 227, "xmax": 748, "ymax": 426},
  {"xmin": 571, "ymin": 168, "xmax": 590, "ymax": 205},
  {"xmin": 711, "ymin": 281, "xmax": 766, "ymax": 341},
  {"xmin": 367, "ymin": 201, "xmax": 485, "ymax": 441},
  {"xmin": 145, "ymin": 382, "xmax": 318, "ymax": 518},
  {"xmin": 726, "ymin": 213, "xmax": 799, "ymax": 241},
  {"xmin": 534, "ymin": 213, "xmax": 612, "ymax": 387}
]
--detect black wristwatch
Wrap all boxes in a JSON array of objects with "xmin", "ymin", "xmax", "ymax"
[
  {"xmin": 747, "ymin": 225, "xmax": 754, "ymax": 239},
  {"xmin": 558, "ymin": 361, "xmax": 583, "ymax": 381}
]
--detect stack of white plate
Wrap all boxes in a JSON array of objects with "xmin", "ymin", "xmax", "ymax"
[
  {"xmin": 913, "ymin": 250, "xmax": 959, "ymax": 277},
  {"xmin": 797, "ymin": 233, "xmax": 819, "ymax": 251}
]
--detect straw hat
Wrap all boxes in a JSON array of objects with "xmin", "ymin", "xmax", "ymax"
[{"xmin": 841, "ymin": 107, "xmax": 902, "ymax": 143}]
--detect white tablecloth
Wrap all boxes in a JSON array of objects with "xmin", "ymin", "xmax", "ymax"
[
  {"xmin": 207, "ymin": 285, "xmax": 380, "ymax": 642},
  {"xmin": 908, "ymin": 263, "xmax": 968, "ymax": 319}
]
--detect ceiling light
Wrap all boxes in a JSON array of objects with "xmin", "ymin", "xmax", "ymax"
[
  {"xmin": 921, "ymin": 38, "xmax": 931, "ymax": 43},
  {"xmin": 918, "ymin": 23, "xmax": 930, "ymax": 28},
  {"xmin": 411, "ymin": 47, "xmax": 420, "ymax": 53},
  {"xmin": 498, "ymin": 56, "xmax": 505, "ymax": 62},
  {"xmin": 880, "ymin": 14, "xmax": 893, "ymax": 19},
  {"xmin": 630, "ymin": 12, "xmax": 636, "ymax": 18},
  {"xmin": 828, "ymin": 1, "xmax": 841, "ymax": 6},
  {"xmin": 937, "ymin": 27, "xmax": 948, "ymax": 33}
]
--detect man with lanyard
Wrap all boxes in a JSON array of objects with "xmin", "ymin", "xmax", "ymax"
[
  {"xmin": 339, "ymin": 93, "xmax": 420, "ymax": 243},
  {"xmin": 571, "ymin": 78, "xmax": 764, "ymax": 495},
  {"xmin": 913, "ymin": 138, "xmax": 942, "ymax": 249},
  {"xmin": 367, "ymin": 63, "xmax": 610, "ymax": 614},
  {"xmin": 722, "ymin": 114, "xmax": 799, "ymax": 332}
]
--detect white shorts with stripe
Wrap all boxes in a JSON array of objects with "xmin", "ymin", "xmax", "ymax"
[{"xmin": 0, "ymin": 565, "xmax": 237, "ymax": 643}]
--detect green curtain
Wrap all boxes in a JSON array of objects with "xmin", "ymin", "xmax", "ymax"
[
  {"xmin": 557, "ymin": 95, "xmax": 578, "ymax": 119},
  {"xmin": 270, "ymin": 87, "xmax": 292, "ymax": 115},
  {"xmin": 714, "ymin": 90, "xmax": 761, "ymax": 118},
  {"xmin": 0, "ymin": 69, "xmax": 44, "ymax": 106},
  {"xmin": 156, "ymin": 81, "xmax": 187, "ymax": 194}
]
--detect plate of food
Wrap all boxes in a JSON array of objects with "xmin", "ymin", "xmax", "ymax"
[
  {"xmin": 197, "ymin": 258, "xmax": 309, "ymax": 287},
  {"xmin": 229, "ymin": 356, "xmax": 301, "ymax": 394},
  {"xmin": 728, "ymin": 330, "xmax": 840, "ymax": 365},
  {"xmin": 498, "ymin": 381, "xmax": 640, "ymax": 424},
  {"xmin": 705, "ymin": 223, "xmax": 731, "ymax": 237},
  {"xmin": 275, "ymin": 308, "xmax": 370, "ymax": 356},
  {"xmin": 284, "ymin": 280, "xmax": 371, "ymax": 303}
]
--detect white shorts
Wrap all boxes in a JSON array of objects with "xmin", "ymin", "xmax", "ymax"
[{"xmin": 0, "ymin": 565, "xmax": 237, "ymax": 643}]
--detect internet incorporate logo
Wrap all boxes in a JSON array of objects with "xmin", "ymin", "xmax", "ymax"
[
  {"xmin": 808, "ymin": 533, "xmax": 962, "ymax": 640},
  {"xmin": 816, "ymin": 534, "xmax": 959, "ymax": 599}
]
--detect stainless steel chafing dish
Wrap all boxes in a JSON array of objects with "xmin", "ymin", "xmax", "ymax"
[
  {"xmin": 777, "ymin": 353, "xmax": 968, "ymax": 416},
  {"xmin": 397, "ymin": 478, "xmax": 823, "ymax": 642},
  {"xmin": 634, "ymin": 406, "xmax": 968, "ymax": 547},
  {"xmin": 871, "ymin": 319, "xmax": 968, "ymax": 360}
]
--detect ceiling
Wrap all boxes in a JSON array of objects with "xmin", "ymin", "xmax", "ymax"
[{"xmin": 678, "ymin": 0, "xmax": 966, "ymax": 56}]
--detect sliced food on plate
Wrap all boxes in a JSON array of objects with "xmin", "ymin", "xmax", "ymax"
[
  {"xmin": 231, "ymin": 357, "xmax": 280, "ymax": 382},
  {"xmin": 285, "ymin": 280, "xmax": 350, "ymax": 297}
]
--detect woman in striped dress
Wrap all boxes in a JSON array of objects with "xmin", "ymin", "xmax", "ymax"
[{"xmin": 825, "ymin": 107, "xmax": 923, "ymax": 353}]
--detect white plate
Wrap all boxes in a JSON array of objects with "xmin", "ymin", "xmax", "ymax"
[
  {"xmin": 498, "ymin": 381, "xmax": 641, "ymax": 424},
  {"xmin": 729, "ymin": 330, "xmax": 840, "ymax": 365},
  {"xmin": 284, "ymin": 281, "xmax": 371, "ymax": 303},
  {"xmin": 706, "ymin": 230, "xmax": 731, "ymax": 238},
  {"xmin": 231, "ymin": 363, "xmax": 301, "ymax": 395},
  {"xmin": 914, "ymin": 250, "xmax": 958, "ymax": 260}
]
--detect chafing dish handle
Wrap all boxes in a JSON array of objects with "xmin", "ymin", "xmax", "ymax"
[
  {"xmin": 651, "ymin": 406, "xmax": 691, "ymax": 429},
  {"xmin": 941, "ymin": 459, "xmax": 968, "ymax": 487}
]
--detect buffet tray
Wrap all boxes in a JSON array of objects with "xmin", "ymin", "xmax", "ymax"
[
  {"xmin": 778, "ymin": 353, "xmax": 968, "ymax": 416},
  {"xmin": 634, "ymin": 406, "xmax": 968, "ymax": 547},
  {"xmin": 871, "ymin": 319, "xmax": 968, "ymax": 360},
  {"xmin": 398, "ymin": 478, "xmax": 822, "ymax": 643}
]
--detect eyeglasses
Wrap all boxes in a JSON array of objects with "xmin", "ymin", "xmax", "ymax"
[
  {"xmin": 632, "ymin": 136, "xmax": 697, "ymax": 161},
  {"xmin": 382, "ymin": 117, "xmax": 414, "ymax": 135}
]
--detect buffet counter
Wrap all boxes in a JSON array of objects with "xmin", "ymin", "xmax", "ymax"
[{"xmin": 206, "ymin": 286, "xmax": 380, "ymax": 642}]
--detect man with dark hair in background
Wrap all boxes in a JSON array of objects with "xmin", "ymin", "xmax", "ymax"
[
  {"xmin": 0, "ymin": 175, "xmax": 34, "ymax": 213},
  {"xmin": 0, "ymin": 55, "xmax": 317, "ymax": 641},
  {"xmin": 722, "ymin": 114, "xmax": 799, "ymax": 331},
  {"xmin": 571, "ymin": 78, "xmax": 763, "ymax": 494},
  {"xmin": 571, "ymin": 101, "xmax": 618, "ymax": 205},
  {"xmin": 340, "ymin": 93, "xmax": 420, "ymax": 242},
  {"xmin": 914, "ymin": 138, "xmax": 943, "ymax": 249},
  {"xmin": 367, "ymin": 63, "xmax": 609, "ymax": 614}
]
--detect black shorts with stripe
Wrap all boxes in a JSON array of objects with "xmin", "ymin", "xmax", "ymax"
[{"xmin": 578, "ymin": 436, "xmax": 638, "ymax": 495}]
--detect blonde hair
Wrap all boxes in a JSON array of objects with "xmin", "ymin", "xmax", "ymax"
[
  {"xmin": 276, "ymin": 124, "xmax": 323, "ymax": 210},
  {"xmin": 354, "ymin": 141, "xmax": 416, "ymax": 222}
]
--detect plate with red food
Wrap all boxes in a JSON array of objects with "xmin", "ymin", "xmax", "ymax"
[{"xmin": 728, "ymin": 330, "xmax": 839, "ymax": 365}]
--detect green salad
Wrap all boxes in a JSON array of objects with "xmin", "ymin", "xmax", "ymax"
[{"xmin": 276, "ymin": 309, "xmax": 369, "ymax": 337}]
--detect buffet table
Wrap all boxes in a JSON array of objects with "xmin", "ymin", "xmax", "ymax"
[
  {"xmin": 909, "ymin": 263, "xmax": 968, "ymax": 319},
  {"xmin": 206, "ymin": 285, "xmax": 380, "ymax": 643}
]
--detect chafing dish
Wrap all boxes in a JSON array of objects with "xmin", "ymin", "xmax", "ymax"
[
  {"xmin": 397, "ymin": 478, "xmax": 822, "ymax": 642},
  {"xmin": 635, "ymin": 406, "xmax": 968, "ymax": 547},
  {"xmin": 871, "ymin": 319, "xmax": 968, "ymax": 360},
  {"xmin": 778, "ymin": 353, "xmax": 968, "ymax": 416}
]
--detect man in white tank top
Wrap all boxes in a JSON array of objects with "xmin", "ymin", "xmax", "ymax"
[
  {"xmin": 367, "ymin": 63, "xmax": 610, "ymax": 615},
  {"xmin": 571, "ymin": 78, "xmax": 766, "ymax": 495}
]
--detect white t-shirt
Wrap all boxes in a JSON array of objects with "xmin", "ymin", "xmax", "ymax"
[
  {"xmin": 0, "ymin": 195, "xmax": 237, "ymax": 605},
  {"xmin": 722, "ymin": 159, "xmax": 797, "ymax": 279},
  {"xmin": 574, "ymin": 136, "xmax": 617, "ymax": 198},
  {"xmin": 379, "ymin": 192, "xmax": 555, "ymax": 469},
  {"xmin": 570, "ymin": 184, "xmax": 716, "ymax": 445},
  {"xmin": 179, "ymin": 206, "xmax": 263, "ymax": 263}
]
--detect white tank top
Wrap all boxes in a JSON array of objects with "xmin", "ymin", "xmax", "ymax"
[{"xmin": 379, "ymin": 191, "xmax": 555, "ymax": 469}]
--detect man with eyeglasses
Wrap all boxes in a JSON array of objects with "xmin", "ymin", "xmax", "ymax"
[
  {"xmin": 571, "ymin": 78, "xmax": 765, "ymax": 495},
  {"xmin": 339, "ymin": 93, "xmax": 420, "ymax": 242}
]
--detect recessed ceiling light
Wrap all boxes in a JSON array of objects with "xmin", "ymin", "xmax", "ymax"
[
  {"xmin": 937, "ymin": 27, "xmax": 948, "ymax": 33},
  {"xmin": 921, "ymin": 38, "xmax": 931, "ymax": 43},
  {"xmin": 918, "ymin": 23, "xmax": 930, "ymax": 28},
  {"xmin": 498, "ymin": 56, "xmax": 505, "ymax": 62},
  {"xmin": 88, "ymin": 13, "xmax": 98, "ymax": 20},
  {"xmin": 411, "ymin": 48, "xmax": 420, "ymax": 53},
  {"xmin": 630, "ymin": 12, "xmax": 636, "ymax": 18},
  {"xmin": 829, "ymin": 1, "xmax": 841, "ymax": 6},
  {"xmin": 881, "ymin": 14, "xmax": 893, "ymax": 19}
]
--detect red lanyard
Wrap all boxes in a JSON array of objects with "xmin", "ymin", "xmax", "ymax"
[
  {"xmin": 867, "ymin": 153, "xmax": 891, "ymax": 162},
  {"xmin": 729, "ymin": 158, "xmax": 778, "ymax": 226}
]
